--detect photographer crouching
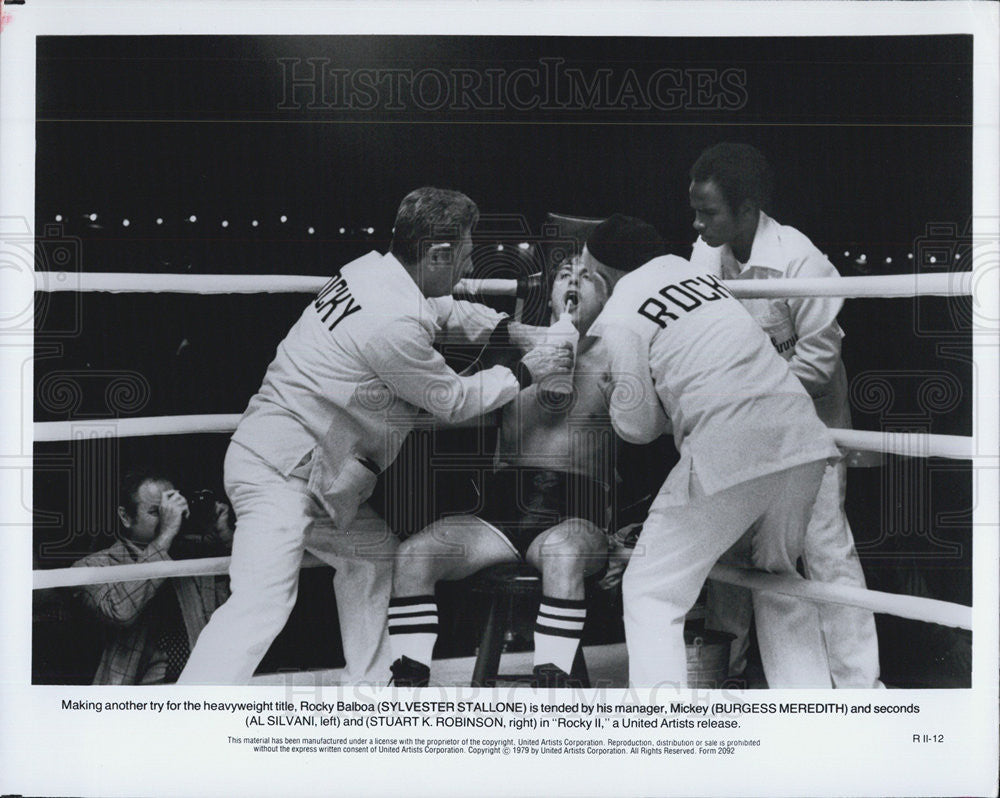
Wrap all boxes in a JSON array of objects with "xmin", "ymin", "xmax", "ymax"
[{"xmin": 72, "ymin": 467, "xmax": 234, "ymax": 684}]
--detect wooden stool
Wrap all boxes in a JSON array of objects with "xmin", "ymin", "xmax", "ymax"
[{"xmin": 467, "ymin": 562, "xmax": 590, "ymax": 687}]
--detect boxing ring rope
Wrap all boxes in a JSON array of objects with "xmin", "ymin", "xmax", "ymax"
[
  {"xmin": 36, "ymin": 270, "xmax": 972, "ymax": 299},
  {"xmin": 35, "ymin": 552, "xmax": 326, "ymax": 591},
  {"xmin": 35, "ymin": 414, "xmax": 245, "ymax": 442},
  {"xmin": 33, "ymin": 415, "xmax": 974, "ymax": 459},
  {"xmin": 33, "ymin": 553, "xmax": 972, "ymax": 631},
  {"xmin": 31, "ymin": 269, "xmax": 977, "ymax": 635},
  {"xmin": 707, "ymin": 565, "xmax": 970, "ymax": 630}
]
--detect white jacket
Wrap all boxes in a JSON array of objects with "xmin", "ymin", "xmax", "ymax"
[
  {"xmin": 232, "ymin": 250, "xmax": 518, "ymax": 528},
  {"xmin": 690, "ymin": 212, "xmax": 851, "ymax": 429},
  {"xmin": 591, "ymin": 255, "xmax": 839, "ymax": 504}
]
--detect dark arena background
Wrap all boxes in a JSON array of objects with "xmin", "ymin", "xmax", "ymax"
[{"xmin": 32, "ymin": 35, "xmax": 973, "ymax": 687}]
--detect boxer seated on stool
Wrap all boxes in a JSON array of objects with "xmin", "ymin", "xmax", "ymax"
[{"xmin": 388, "ymin": 223, "xmax": 667, "ymax": 688}]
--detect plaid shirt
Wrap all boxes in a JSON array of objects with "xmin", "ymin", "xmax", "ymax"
[{"xmin": 73, "ymin": 538, "xmax": 229, "ymax": 685}]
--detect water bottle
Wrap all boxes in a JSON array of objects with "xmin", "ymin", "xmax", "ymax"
[{"xmin": 540, "ymin": 301, "xmax": 579, "ymax": 399}]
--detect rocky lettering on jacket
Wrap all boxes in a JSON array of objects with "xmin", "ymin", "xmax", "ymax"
[
  {"xmin": 314, "ymin": 272, "xmax": 363, "ymax": 330},
  {"xmin": 637, "ymin": 274, "xmax": 734, "ymax": 329}
]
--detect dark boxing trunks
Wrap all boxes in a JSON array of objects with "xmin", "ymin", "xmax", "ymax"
[{"xmin": 477, "ymin": 467, "xmax": 610, "ymax": 557}]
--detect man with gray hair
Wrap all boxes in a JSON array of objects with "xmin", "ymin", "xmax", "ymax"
[{"xmin": 179, "ymin": 187, "xmax": 571, "ymax": 684}]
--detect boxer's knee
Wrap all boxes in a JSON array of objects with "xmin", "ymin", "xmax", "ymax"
[
  {"xmin": 393, "ymin": 531, "xmax": 450, "ymax": 590},
  {"xmin": 533, "ymin": 519, "xmax": 605, "ymax": 569}
]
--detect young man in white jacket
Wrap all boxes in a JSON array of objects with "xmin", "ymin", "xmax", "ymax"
[{"xmin": 689, "ymin": 142, "xmax": 880, "ymax": 688}]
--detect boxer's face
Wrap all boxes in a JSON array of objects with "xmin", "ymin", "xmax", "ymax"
[
  {"xmin": 689, "ymin": 179, "xmax": 751, "ymax": 248},
  {"xmin": 551, "ymin": 256, "xmax": 610, "ymax": 332}
]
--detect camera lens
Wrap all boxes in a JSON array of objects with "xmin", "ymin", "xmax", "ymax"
[{"xmin": 180, "ymin": 489, "xmax": 216, "ymax": 532}]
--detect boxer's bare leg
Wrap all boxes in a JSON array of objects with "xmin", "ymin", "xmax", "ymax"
[
  {"xmin": 388, "ymin": 515, "xmax": 517, "ymax": 680},
  {"xmin": 526, "ymin": 518, "xmax": 607, "ymax": 674}
]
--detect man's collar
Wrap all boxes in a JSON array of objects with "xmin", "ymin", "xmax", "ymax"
[
  {"xmin": 376, "ymin": 251, "xmax": 445, "ymax": 325},
  {"xmin": 724, "ymin": 211, "xmax": 780, "ymax": 273},
  {"xmin": 118, "ymin": 535, "xmax": 149, "ymax": 557},
  {"xmin": 380, "ymin": 251, "xmax": 415, "ymax": 286}
]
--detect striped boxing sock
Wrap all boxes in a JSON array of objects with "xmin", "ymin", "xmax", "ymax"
[
  {"xmin": 533, "ymin": 596, "xmax": 587, "ymax": 674},
  {"xmin": 387, "ymin": 595, "xmax": 438, "ymax": 668}
]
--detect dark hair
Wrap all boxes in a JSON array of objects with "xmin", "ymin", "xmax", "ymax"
[
  {"xmin": 118, "ymin": 466, "xmax": 174, "ymax": 518},
  {"xmin": 389, "ymin": 187, "xmax": 479, "ymax": 267},
  {"xmin": 546, "ymin": 253, "xmax": 578, "ymax": 293},
  {"xmin": 586, "ymin": 213, "xmax": 667, "ymax": 273},
  {"xmin": 690, "ymin": 142, "xmax": 774, "ymax": 214}
]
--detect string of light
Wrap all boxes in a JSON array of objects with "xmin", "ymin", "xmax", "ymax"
[{"xmin": 47, "ymin": 212, "xmax": 969, "ymax": 269}]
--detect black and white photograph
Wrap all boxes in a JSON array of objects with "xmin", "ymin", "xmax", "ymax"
[{"xmin": 2, "ymin": 2, "xmax": 998, "ymax": 797}]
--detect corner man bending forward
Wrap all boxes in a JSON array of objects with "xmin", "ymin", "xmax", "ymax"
[
  {"xmin": 590, "ymin": 215, "xmax": 841, "ymax": 688},
  {"xmin": 179, "ymin": 188, "xmax": 570, "ymax": 684}
]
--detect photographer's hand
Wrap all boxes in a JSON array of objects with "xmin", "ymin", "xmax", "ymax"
[{"xmin": 155, "ymin": 489, "xmax": 189, "ymax": 548}]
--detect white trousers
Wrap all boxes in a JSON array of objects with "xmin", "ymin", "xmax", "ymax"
[
  {"xmin": 178, "ymin": 442, "xmax": 397, "ymax": 685},
  {"xmin": 624, "ymin": 458, "xmax": 831, "ymax": 689},
  {"xmin": 706, "ymin": 459, "xmax": 881, "ymax": 687}
]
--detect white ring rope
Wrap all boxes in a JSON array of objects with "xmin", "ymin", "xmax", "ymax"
[
  {"xmin": 831, "ymin": 430, "xmax": 972, "ymax": 460},
  {"xmin": 32, "ymin": 415, "xmax": 974, "ymax": 460},
  {"xmin": 726, "ymin": 272, "xmax": 970, "ymax": 300},
  {"xmin": 35, "ymin": 414, "xmax": 245, "ymax": 442},
  {"xmin": 31, "ymin": 556, "xmax": 971, "ymax": 631},
  {"xmin": 707, "ymin": 565, "xmax": 971, "ymax": 631},
  {"xmin": 37, "ymin": 272, "xmax": 332, "ymax": 295},
  {"xmin": 35, "ymin": 271, "xmax": 972, "ymax": 299},
  {"xmin": 454, "ymin": 278, "xmax": 521, "ymax": 297},
  {"xmin": 31, "ymin": 413, "xmax": 487, "ymax": 442},
  {"xmin": 34, "ymin": 552, "xmax": 328, "ymax": 590}
]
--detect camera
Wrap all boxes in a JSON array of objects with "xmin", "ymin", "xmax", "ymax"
[
  {"xmin": 181, "ymin": 489, "xmax": 218, "ymax": 533},
  {"xmin": 170, "ymin": 489, "xmax": 231, "ymax": 560}
]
